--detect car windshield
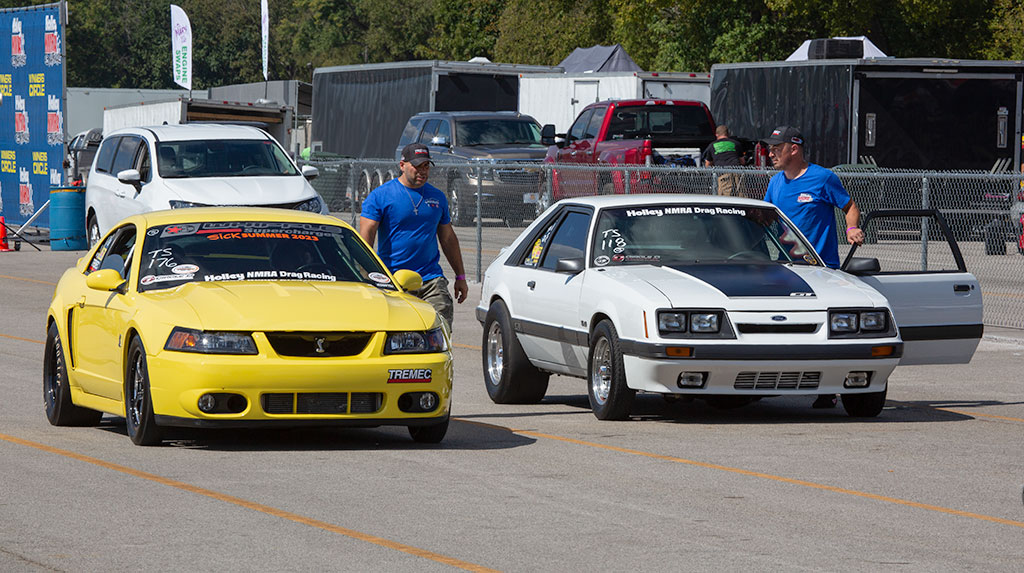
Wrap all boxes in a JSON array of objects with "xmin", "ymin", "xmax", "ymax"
[
  {"xmin": 605, "ymin": 105, "xmax": 714, "ymax": 140},
  {"xmin": 156, "ymin": 139, "xmax": 299, "ymax": 178},
  {"xmin": 137, "ymin": 221, "xmax": 397, "ymax": 292},
  {"xmin": 592, "ymin": 205, "xmax": 821, "ymax": 266},
  {"xmin": 455, "ymin": 120, "xmax": 542, "ymax": 146}
]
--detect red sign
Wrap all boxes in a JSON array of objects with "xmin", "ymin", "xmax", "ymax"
[
  {"xmin": 14, "ymin": 112, "xmax": 26, "ymax": 133},
  {"xmin": 11, "ymin": 35, "xmax": 22, "ymax": 56},
  {"xmin": 47, "ymin": 112, "xmax": 59, "ymax": 133},
  {"xmin": 44, "ymin": 32, "xmax": 57, "ymax": 54}
]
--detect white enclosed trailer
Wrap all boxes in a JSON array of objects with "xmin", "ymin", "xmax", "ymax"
[{"xmin": 518, "ymin": 71, "xmax": 711, "ymax": 131}]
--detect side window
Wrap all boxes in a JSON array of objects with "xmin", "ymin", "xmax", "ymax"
[
  {"xmin": 520, "ymin": 217, "xmax": 560, "ymax": 269},
  {"xmin": 583, "ymin": 106, "xmax": 606, "ymax": 140},
  {"xmin": 87, "ymin": 225, "xmax": 137, "ymax": 279},
  {"xmin": 418, "ymin": 120, "xmax": 440, "ymax": 143},
  {"xmin": 398, "ymin": 118, "xmax": 424, "ymax": 148},
  {"xmin": 568, "ymin": 110, "xmax": 594, "ymax": 142},
  {"xmin": 93, "ymin": 136, "xmax": 120, "ymax": 174},
  {"xmin": 540, "ymin": 212, "xmax": 591, "ymax": 270},
  {"xmin": 434, "ymin": 119, "xmax": 452, "ymax": 143},
  {"xmin": 111, "ymin": 137, "xmax": 142, "ymax": 176}
]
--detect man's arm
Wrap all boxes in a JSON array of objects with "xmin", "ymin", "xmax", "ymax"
[
  {"xmin": 358, "ymin": 217, "xmax": 379, "ymax": 248},
  {"xmin": 437, "ymin": 223, "xmax": 468, "ymax": 303},
  {"xmin": 841, "ymin": 200, "xmax": 864, "ymax": 245}
]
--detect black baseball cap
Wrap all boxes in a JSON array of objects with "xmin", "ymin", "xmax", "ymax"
[
  {"xmin": 763, "ymin": 126, "xmax": 804, "ymax": 146},
  {"xmin": 401, "ymin": 143, "xmax": 434, "ymax": 166}
]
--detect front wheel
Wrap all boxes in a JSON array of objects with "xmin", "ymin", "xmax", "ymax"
[
  {"xmin": 125, "ymin": 337, "xmax": 163, "ymax": 446},
  {"xmin": 587, "ymin": 320, "xmax": 634, "ymax": 420},
  {"xmin": 409, "ymin": 417, "xmax": 449, "ymax": 444},
  {"xmin": 842, "ymin": 387, "xmax": 887, "ymax": 417},
  {"xmin": 87, "ymin": 214, "xmax": 101, "ymax": 247},
  {"xmin": 43, "ymin": 322, "xmax": 102, "ymax": 426},
  {"xmin": 482, "ymin": 300, "xmax": 549, "ymax": 403}
]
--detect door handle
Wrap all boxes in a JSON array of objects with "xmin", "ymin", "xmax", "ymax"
[
  {"xmin": 527, "ymin": 280, "xmax": 536, "ymax": 290},
  {"xmin": 953, "ymin": 284, "xmax": 971, "ymax": 293},
  {"xmin": 77, "ymin": 296, "xmax": 86, "ymax": 308}
]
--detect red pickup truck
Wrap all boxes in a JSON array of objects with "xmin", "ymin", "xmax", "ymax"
[{"xmin": 539, "ymin": 99, "xmax": 716, "ymax": 205}]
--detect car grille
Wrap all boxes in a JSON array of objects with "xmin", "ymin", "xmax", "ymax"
[
  {"xmin": 494, "ymin": 168, "xmax": 541, "ymax": 186},
  {"xmin": 734, "ymin": 371, "xmax": 821, "ymax": 390},
  {"xmin": 736, "ymin": 324, "xmax": 820, "ymax": 334},
  {"xmin": 261, "ymin": 392, "xmax": 383, "ymax": 414},
  {"xmin": 265, "ymin": 332, "xmax": 373, "ymax": 357}
]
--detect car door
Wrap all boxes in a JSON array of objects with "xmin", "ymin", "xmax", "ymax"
[
  {"xmin": 842, "ymin": 210, "xmax": 983, "ymax": 365},
  {"xmin": 104, "ymin": 136, "xmax": 147, "ymax": 225},
  {"xmin": 87, "ymin": 135, "xmax": 122, "ymax": 230},
  {"xmin": 70, "ymin": 224, "xmax": 139, "ymax": 400},
  {"xmin": 507, "ymin": 208, "xmax": 593, "ymax": 375},
  {"xmin": 555, "ymin": 109, "xmax": 593, "ymax": 196}
]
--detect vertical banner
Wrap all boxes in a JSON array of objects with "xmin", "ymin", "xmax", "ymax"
[
  {"xmin": 170, "ymin": 4, "xmax": 192, "ymax": 90},
  {"xmin": 0, "ymin": 2, "xmax": 65, "ymax": 228},
  {"xmin": 261, "ymin": 0, "xmax": 268, "ymax": 80}
]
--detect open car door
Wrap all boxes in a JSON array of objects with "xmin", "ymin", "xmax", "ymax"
[{"xmin": 841, "ymin": 209, "xmax": 983, "ymax": 365}]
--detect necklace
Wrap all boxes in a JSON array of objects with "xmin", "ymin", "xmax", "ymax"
[{"xmin": 404, "ymin": 187, "xmax": 423, "ymax": 215}]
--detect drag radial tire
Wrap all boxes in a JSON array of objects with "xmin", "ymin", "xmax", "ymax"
[
  {"xmin": 43, "ymin": 322, "xmax": 102, "ymax": 426},
  {"xmin": 482, "ymin": 300, "xmax": 549, "ymax": 404},
  {"xmin": 842, "ymin": 387, "xmax": 887, "ymax": 418},
  {"xmin": 125, "ymin": 337, "xmax": 163, "ymax": 446},
  {"xmin": 587, "ymin": 320, "xmax": 635, "ymax": 420},
  {"xmin": 409, "ymin": 416, "xmax": 449, "ymax": 444}
]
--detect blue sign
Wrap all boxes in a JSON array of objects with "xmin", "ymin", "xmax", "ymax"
[{"xmin": 0, "ymin": 2, "xmax": 65, "ymax": 228}]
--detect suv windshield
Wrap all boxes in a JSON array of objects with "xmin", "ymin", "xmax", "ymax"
[
  {"xmin": 592, "ymin": 205, "xmax": 821, "ymax": 266},
  {"xmin": 156, "ymin": 139, "xmax": 299, "ymax": 178},
  {"xmin": 138, "ymin": 221, "xmax": 396, "ymax": 292},
  {"xmin": 455, "ymin": 120, "xmax": 542, "ymax": 146}
]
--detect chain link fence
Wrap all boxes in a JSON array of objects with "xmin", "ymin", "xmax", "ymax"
[{"xmin": 300, "ymin": 159, "xmax": 1024, "ymax": 330}]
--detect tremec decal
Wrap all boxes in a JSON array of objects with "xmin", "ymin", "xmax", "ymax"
[{"xmin": 387, "ymin": 369, "xmax": 432, "ymax": 383}]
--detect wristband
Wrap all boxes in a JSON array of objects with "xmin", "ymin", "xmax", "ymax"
[
  {"xmin": 455, "ymin": 274, "xmax": 466, "ymax": 281},
  {"xmin": 846, "ymin": 226, "xmax": 859, "ymax": 232}
]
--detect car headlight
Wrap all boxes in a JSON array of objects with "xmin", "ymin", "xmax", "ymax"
[
  {"xmin": 169, "ymin": 200, "xmax": 206, "ymax": 209},
  {"xmin": 164, "ymin": 327, "xmax": 258, "ymax": 354},
  {"xmin": 384, "ymin": 327, "xmax": 448, "ymax": 354},
  {"xmin": 828, "ymin": 309, "xmax": 891, "ymax": 337},
  {"xmin": 294, "ymin": 196, "xmax": 324, "ymax": 212},
  {"xmin": 860, "ymin": 311, "xmax": 887, "ymax": 331},
  {"xmin": 657, "ymin": 310, "xmax": 723, "ymax": 335},
  {"xmin": 830, "ymin": 312, "xmax": 859, "ymax": 333}
]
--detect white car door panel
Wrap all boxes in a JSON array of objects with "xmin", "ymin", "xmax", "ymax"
[{"xmin": 509, "ymin": 268, "xmax": 586, "ymax": 374}]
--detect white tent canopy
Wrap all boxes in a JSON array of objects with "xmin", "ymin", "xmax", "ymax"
[{"xmin": 786, "ymin": 36, "xmax": 888, "ymax": 61}]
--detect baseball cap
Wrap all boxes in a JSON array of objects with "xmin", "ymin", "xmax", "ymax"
[
  {"xmin": 401, "ymin": 143, "xmax": 434, "ymax": 166},
  {"xmin": 763, "ymin": 126, "xmax": 804, "ymax": 146}
]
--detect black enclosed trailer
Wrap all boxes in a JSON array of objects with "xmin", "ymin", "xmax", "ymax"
[
  {"xmin": 711, "ymin": 58, "xmax": 1023, "ymax": 171},
  {"xmin": 311, "ymin": 60, "xmax": 558, "ymax": 159}
]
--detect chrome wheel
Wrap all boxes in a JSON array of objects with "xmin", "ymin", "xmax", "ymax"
[
  {"xmin": 88, "ymin": 217, "xmax": 101, "ymax": 247},
  {"xmin": 127, "ymin": 352, "xmax": 146, "ymax": 430},
  {"xmin": 485, "ymin": 321, "xmax": 505, "ymax": 386},
  {"xmin": 590, "ymin": 337, "xmax": 612, "ymax": 405}
]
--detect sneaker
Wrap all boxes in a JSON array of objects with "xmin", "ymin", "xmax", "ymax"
[{"xmin": 812, "ymin": 394, "xmax": 838, "ymax": 409}]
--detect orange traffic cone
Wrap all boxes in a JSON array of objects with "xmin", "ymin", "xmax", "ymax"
[{"xmin": 0, "ymin": 217, "xmax": 14, "ymax": 252}]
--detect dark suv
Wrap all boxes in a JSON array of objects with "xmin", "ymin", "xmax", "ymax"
[{"xmin": 396, "ymin": 111, "xmax": 547, "ymax": 226}]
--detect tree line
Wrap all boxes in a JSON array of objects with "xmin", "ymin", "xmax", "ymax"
[{"xmin": 3, "ymin": 0, "xmax": 1022, "ymax": 89}]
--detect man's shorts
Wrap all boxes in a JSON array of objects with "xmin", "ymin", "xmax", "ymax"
[
  {"xmin": 413, "ymin": 276, "xmax": 454, "ymax": 331},
  {"xmin": 717, "ymin": 173, "xmax": 742, "ymax": 196}
]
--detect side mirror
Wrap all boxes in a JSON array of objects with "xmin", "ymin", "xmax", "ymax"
[
  {"xmin": 540, "ymin": 124, "xmax": 556, "ymax": 146},
  {"xmin": 843, "ymin": 257, "xmax": 881, "ymax": 275},
  {"xmin": 392, "ymin": 269, "xmax": 423, "ymax": 292},
  {"xmin": 117, "ymin": 168, "xmax": 142, "ymax": 194},
  {"xmin": 431, "ymin": 135, "xmax": 450, "ymax": 147},
  {"xmin": 301, "ymin": 165, "xmax": 319, "ymax": 180},
  {"xmin": 85, "ymin": 268, "xmax": 126, "ymax": 292},
  {"xmin": 555, "ymin": 257, "xmax": 585, "ymax": 274}
]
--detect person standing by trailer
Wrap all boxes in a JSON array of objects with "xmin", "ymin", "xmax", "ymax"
[
  {"xmin": 359, "ymin": 143, "xmax": 469, "ymax": 330},
  {"xmin": 701, "ymin": 125, "xmax": 744, "ymax": 196},
  {"xmin": 763, "ymin": 126, "xmax": 865, "ymax": 409}
]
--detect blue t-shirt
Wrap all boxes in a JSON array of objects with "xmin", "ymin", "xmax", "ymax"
[
  {"xmin": 764, "ymin": 164, "xmax": 851, "ymax": 268},
  {"xmin": 361, "ymin": 179, "xmax": 451, "ymax": 281}
]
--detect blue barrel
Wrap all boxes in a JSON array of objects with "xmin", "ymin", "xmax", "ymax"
[{"xmin": 49, "ymin": 187, "xmax": 88, "ymax": 251}]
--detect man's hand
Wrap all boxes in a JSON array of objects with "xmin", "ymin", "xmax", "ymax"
[
  {"xmin": 846, "ymin": 226, "xmax": 865, "ymax": 245},
  {"xmin": 453, "ymin": 278, "xmax": 469, "ymax": 303}
]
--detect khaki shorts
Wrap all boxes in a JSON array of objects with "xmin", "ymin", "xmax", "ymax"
[
  {"xmin": 717, "ymin": 173, "xmax": 742, "ymax": 196},
  {"xmin": 413, "ymin": 276, "xmax": 454, "ymax": 331}
]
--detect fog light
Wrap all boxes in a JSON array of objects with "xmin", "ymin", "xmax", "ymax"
[
  {"xmin": 677, "ymin": 372, "xmax": 706, "ymax": 388},
  {"xmin": 419, "ymin": 392, "xmax": 438, "ymax": 411},
  {"xmin": 844, "ymin": 371, "xmax": 870, "ymax": 388},
  {"xmin": 198, "ymin": 394, "xmax": 217, "ymax": 412}
]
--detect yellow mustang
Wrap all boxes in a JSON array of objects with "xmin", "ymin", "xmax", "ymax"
[{"xmin": 44, "ymin": 208, "xmax": 453, "ymax": 446}]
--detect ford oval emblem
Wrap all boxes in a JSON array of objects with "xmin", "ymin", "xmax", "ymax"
[{"xmin": 771, "ymin": 315, "xmax": 787, "ymax": 322}]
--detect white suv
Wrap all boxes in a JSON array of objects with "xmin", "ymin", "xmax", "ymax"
[{"xmin": 85, "ymin": 124, "xmax": 326, "ymax": 245}]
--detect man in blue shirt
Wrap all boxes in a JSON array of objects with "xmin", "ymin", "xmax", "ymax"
[
  {"xmin": 763, "ymin": 126, "xmax": 865, "ymax": 408},
  {"xmin": 359, "ymin": 143, "xmax": 468, "ymax": 329}
]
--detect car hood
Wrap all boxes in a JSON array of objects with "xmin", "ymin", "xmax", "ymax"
[
  {"xmin": 159, "ymin": 175, "xmax": 316, "ymax": 206},
  {"xmin": 614, "ymin": 263, "xmax": 882, "ymax": 310},
  {"xmin": 450, "ymin": 145, "xmax": 548, "ymax": 161},
  {"xmin": 145, "ymin": 281, "xmax": 435, "ymax": 331}
]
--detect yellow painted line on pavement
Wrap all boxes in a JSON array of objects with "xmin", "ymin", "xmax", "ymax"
[
  {"xmin": 0, "ymin": 274, "xmax": 56, "ymax": 286},
  {"xmin": 0, "ymin": 332, "xmax": 44, "ymax": 345},
  {"xmin": 500, "ymin": 427, "xmax": 1024, "ymax": 530},
  {"xmin": 0, "ymin": 432, "xmax": 498, "ymax": 573},
  {"xmin": 452, "ymin": 343, "xmax": 478, "ymax": 350}
]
